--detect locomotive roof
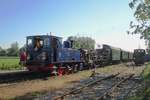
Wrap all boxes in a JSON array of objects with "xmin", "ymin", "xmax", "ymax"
[
  {"xmin": 27, "ymin": 35, "xmax": 62, "ymax": 39},
  {"xmin": 121, "ymin": 49, "xmax": 129, "ymax": 52},
  {"xmin": 103, "ymin": 44, "xmax": 133, "ymax": 53},
  {"xmin": 134, "ymin": 49, "xmax": 145, "ymax": 53}
]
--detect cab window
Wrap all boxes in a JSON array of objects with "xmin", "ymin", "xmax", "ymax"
[
  {"xmin": 44, "ymin": 38, "xmax": 49, "ymax": 47},
  {"xmin": 27, "ymin": 38, "xmax": 32, "ymax": 47},
  {"xmin": 34, "ymin": 37, "xmax": 44, "ymax": 50}
]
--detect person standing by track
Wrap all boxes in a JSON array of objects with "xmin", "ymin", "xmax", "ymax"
[{"xmin": 19, "ymin": 50, "xmax": 27, "ymax": 67}]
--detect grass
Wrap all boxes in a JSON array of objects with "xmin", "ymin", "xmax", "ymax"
[
  {"xmin": 128, "ymin": 63, "xmax": 150, "ymax": 100},
  {"xmin": 0, "ymin": 56, "xmax": 23, "ymax": 70}
]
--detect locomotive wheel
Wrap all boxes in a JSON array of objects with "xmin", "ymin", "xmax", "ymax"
[
  {"xmin": 51, "ymin": 65, "xmax": 58, "ymax": 76},
  {"xmin": 64, "ymin": 65, "xmax": 72, "ymax": 75},
  {"xmin": 58, "ymin": 66, "xmax": 65, "ymax": 76}
]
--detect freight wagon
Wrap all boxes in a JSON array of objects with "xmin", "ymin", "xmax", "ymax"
[{"xmin": 103, "ymin": 44, "xmax": 121, "ymax": 64}]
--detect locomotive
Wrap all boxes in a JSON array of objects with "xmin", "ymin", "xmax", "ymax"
[
  {"xmin": 25, "ymin": 35, "xmax": 133, "ymax": 74},
  {"xmin": 26, "ymin": 35, "xmax": 84, "ymax": 74},
  {"xmin": 133, "ymin": 49, "xmax": 146, "ymax": 65}
]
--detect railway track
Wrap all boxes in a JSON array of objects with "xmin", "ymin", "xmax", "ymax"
[
  {"xmin": 53, "ymin": 73, "xmax": 120, "ymax": 100},
  {"xmin": 0, "ymin": 62, "xmax": 137, "ymax": 85},
  {"xmin": 52, "ymin": 73, "xmax": 140, "ymax": 100},
  {"xmin": 0, "ymin": 71, "xmax": 51, "ymax": 84},
  {"xmin": 97, "ymin": 74, "xmax": 134, "ymax": 100}
]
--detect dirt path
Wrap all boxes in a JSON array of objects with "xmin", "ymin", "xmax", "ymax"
[{"xmin": 0, "ymin": 63, "xmax": 145, "ymax": 99}]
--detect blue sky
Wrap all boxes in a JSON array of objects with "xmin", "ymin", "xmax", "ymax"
[{"xmin": 0, "ymin": 0, "xmax": 145, "ymax": 51}]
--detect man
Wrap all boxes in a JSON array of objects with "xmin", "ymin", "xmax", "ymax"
[{"xmin": 19, "ymin": 50, "xmax": 27, "ymax": 66}]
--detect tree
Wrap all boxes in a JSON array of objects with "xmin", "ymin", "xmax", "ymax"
[
  {"xmin": 7, "ymin": 42, "xmax": 19, "ymax": 56},
  {"xmin": 128, "ymin": 0, "xmax": 150, "ymax": 52},
  {"xmin": 0, "ymin": 46, "xmax": 7, "ymax": 56},
  {"xmin": 67, "ymin": 36, "xmax": 95, "ymax": 50},
  {"xmin": 0, "ymin": 46, "xmax": 2, "ymax": 51},
  {"xmin": 19, "ymin": 45, "xmax": 26, "ymax": 54}
]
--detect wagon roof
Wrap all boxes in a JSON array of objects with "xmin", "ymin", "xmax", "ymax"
[{"xmin": 103, "ymin": 44, "xmax": 121, "ymax": 51}]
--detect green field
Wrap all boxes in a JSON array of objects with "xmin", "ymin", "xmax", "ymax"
[{"xmin": 0, "ymin": 57, "xmax": 23, "ymax": 70}]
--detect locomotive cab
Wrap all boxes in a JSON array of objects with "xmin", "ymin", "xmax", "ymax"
[{"xmin": 26, "ymin": 35, "xmax": 62, "ymax": 71}]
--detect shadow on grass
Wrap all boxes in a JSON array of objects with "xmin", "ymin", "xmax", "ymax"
[{"xmin": 0, "ymin": 72, "xmax": 53, "ymax": 84}]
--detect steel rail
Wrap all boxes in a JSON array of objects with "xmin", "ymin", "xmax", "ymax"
[{"xmin": 97, "ymin": 74, "xmax": 134, "ymax": 100}]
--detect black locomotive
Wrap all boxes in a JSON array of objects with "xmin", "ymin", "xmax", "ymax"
[{"xmin": 133, "ymin": 49, "xmax": 146, "ymax": 65}]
